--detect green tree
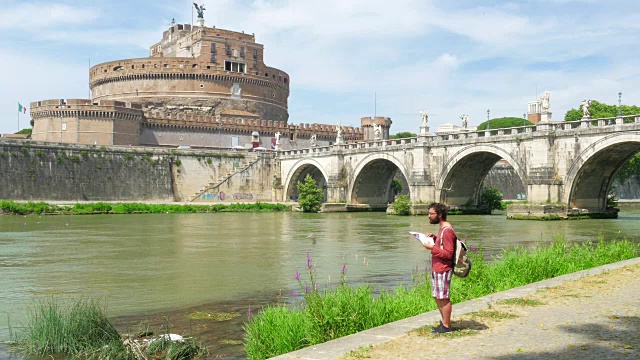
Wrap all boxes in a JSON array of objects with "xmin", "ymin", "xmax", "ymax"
[
  {"xmin": 15, "ymin": 128, "xmax": 32, "ymax": 135},
  {"xmin": 390, "ymin": 178, "xmax": 402, "ymax": 195},
  {"xmin": 564, "ymin": 100, "xmax": 640, "ymax": 121},
  {"xmin": 480, "ymin": 186, "xmax": 503, "ymax": 212},
  {"xmin": 476, "ymin": 117, "xmax": 532, "ymax": 131},
  {"xmin": 392, "ymin": 194, "xmax": 411, "ymax": 216},
  {"xmin": 297, "ymin": 174, "xmax": 323, "ymax": 213},
  {"xmin": 389, "ymin": 132, "xmax": 417, "ymax": 139}
]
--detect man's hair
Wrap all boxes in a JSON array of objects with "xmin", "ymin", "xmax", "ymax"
[{"xmin": 428, "ymin": 202, "xmax": 448, "ymax": 220}]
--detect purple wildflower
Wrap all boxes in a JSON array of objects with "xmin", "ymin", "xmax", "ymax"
[
  {"xmin": 341, "ymin": 263, "xmax": 347, "ymax": 275},
  {"xmin": 247, "ymin": 306, "xmax": 253, "ymax": 318},
  {"xmin": 314, "ymin": 282, "xmax": 317, "ymax": 291},
  {"xmin": 295, "ymin": 267, "xmax": 300, "ymax": 280},
  {"xmin": 305, "ymin": 285, "xmax": 309, "ymax": 293},
  {"xmin": 292, "ymin": 291, "xmax": 297, "ymax": 299},
  {"xmin": 306, "ymin": 251, "xmax": 312, "ymax": 269}
]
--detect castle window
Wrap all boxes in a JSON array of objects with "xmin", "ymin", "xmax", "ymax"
[
  {"xmin": 265, "ymin": 72, "xmax": 268, "ymax": 77},
  {"xmin": 226, "ymin": 44, "xmax": 231, "ymax": 56},
  {"xmin": 225, "ymin": 61, "xmax": 246, "ymax": 73},
  {"xmin": 253, "ymin": 49, "xmax": 258, "ymax": 59},
  {"xmin": 210, "ymin": 43, "xmax": 216, "ymax": 62},
  {"xmin": 240, "ymin": 47, "xmax": 245, "ymax": 58},
  {"xmin": 253, "ymin": 62, "xmax": 258, "ymax": 70},
  {"xmin": 284, "ymin": 78, "xmax": 288, "ymax": 84},
  {"xmin": 62, "ymin": 123, "xmax": 67, "ymax": 131},
  {"xmin": 200, "ymin": 84, "xmax": 204, "ymax": 88}
]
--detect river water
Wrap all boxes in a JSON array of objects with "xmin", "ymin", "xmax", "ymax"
[{"xmin": 1, "ymin": 206, "xmax": 639, "ymax": 358}]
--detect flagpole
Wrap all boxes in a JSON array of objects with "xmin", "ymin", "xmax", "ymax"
[{"xmin": 17, "ymin": 102, "xmax": 20, "ymax": 132}]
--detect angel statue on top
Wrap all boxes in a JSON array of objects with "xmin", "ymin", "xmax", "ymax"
[{"xmin": 193, "ymin": 3, "xmax": 206, "ymax": 19}]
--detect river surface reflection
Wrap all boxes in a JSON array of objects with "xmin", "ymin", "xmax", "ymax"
[{"xmin": 1, "ymin": 206, "xmax": 639, "ymax": 358}]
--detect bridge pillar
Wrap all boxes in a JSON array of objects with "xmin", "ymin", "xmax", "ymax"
[
  {"xmin": 408, "ymin": 184, "xmax": 437, "ymax": 204},
  {"xmin": 325, "ymin": 182, "xmax": 346, "ymax": 203}
]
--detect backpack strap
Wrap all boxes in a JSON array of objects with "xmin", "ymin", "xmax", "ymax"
[{"xmin": 438, "ymin": 226, "xmax": 455, "ymax": 249}]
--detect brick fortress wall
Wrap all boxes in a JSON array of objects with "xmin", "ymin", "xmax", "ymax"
[
  {"xmin": 30, "ymin": 99, "xmax": 143, "ymax": 146},
  {"xmin": 89, "ymin": 24, "xmax": 290, "ymax": 123}
]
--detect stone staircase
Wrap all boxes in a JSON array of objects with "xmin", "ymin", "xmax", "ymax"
[{"xmin": 190, "ymin": 153, "xmax": 261, "ymax": 202}]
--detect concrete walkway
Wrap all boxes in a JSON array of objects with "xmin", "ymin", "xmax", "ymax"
[{"xmin": 272, "ymin": 257, "xmax": 640, "ymax": 360}]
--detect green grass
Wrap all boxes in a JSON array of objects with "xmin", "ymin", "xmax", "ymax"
[
  {"xmin": 15, "ymin": 297, "xmax": 124, "ymax": 358},
  {"xmin": 0, "ymin": 200, "xmax": 291, "ymax": 215},
  {"xmin": 13, "ymin": 297, "xmax": 207, "ymax": 359},
  {"xmin": 243, "ymin": 236, "xmax": 639, "ymax": 359}
]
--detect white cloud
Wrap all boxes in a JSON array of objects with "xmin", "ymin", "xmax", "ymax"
[
  {"xmin": 2, "ymin": 0, "xmax": 640, "ymax": 136},
  {"xmin": 0, "ymin": 3, "xmax": 98, "ymax": 30}
]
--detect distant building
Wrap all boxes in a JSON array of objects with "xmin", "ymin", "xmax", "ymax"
[{"xmin": 31, "ymin": 23, "xmax": 370, "ymax": 148}]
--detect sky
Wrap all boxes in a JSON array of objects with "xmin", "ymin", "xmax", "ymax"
[{"xmin": 2, "ymin": 0, "xmax": 640, "ymax": 135}]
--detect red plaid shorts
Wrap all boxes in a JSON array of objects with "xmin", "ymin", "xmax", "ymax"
[{"xmin": 431, "ymin": 269, "xmax": 453, "ymax": 299}]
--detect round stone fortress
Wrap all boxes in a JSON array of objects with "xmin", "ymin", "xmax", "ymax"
[
  {"xmin": 90, "ymin": 23, "xmax": 289, "ymax": 122},
  {"xmin": 29, "ymin": 21, "xmax": 385, "ymax": 149}
]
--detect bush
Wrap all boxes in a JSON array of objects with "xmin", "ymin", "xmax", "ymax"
[
  {"xmin": 480, "ymin": 186, "xmax": 503, "ymax": 212},
  {"xmin": 392, "ymin": 194, "xmax": 411, "ymax": 215},
  {"xmin": 297, "ymin": 174, "xmax": 323, "ymax": 213}
]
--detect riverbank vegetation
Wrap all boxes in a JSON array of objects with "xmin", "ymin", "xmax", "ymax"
[
  {"xmin": 11, "ymin": 297, "xmax": 207, "ymax": 359},
  {"xmin": 0, "ymin": 200, "xmax": 290, "ymax": 216},
  {"xmin": 297, "ymin": 174, "xmax": 323, "ymax": 212},
  {"xmin": 243, "ymin": 237, "xmax": 638, "ymax": 359}
]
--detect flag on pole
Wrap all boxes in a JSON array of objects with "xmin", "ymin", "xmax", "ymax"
[{"xmin": 18, "ymin": 103, "xmax": 27, "ymax": 114}]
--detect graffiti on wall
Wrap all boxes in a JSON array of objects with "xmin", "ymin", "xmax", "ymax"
[{"xmin": 200, "ymin": 191, "xmax": 254, "ymax": 201}]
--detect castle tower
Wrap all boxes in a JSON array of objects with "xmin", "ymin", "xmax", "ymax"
[
  {"xmin": 361, "ymin": 116, "xmax": 392, "ymax": 141},
  {"xmin": 89, "ymin": 23, "xmax": 290, "ymax": 123}
]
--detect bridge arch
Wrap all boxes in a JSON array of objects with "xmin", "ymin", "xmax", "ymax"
[
  {"xmin": 283, "ymin": 159, "xmax": 329, "ymax": 202},
  {"xmin": 563, "ymin": 132, "xmax": 640, "ymax": 210},
  {"xmin": 437, "ymin": 144, "xmax": 527, "ymax": 206},
  {"xmin": 348, "ymin": 153, "xmax": 410, "ymax": 208}
]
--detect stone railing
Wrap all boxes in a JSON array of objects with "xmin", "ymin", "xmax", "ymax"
[{"xmin": 277, "ymin": 115, "xmax": 640, "ymax": 158}]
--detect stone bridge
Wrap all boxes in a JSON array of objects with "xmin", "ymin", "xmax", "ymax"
[{"xmin": 278, "ymin": 115, "xmax": 640, "ymax": 216}]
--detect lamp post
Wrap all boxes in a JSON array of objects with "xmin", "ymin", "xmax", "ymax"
[
  {"xmin": 618, "ymin": 91, "xmax": 623, "ymax": 117},
  {"xmin": 523, "ymin": 113, "xmax": 526, "ymax": 126},
  {"xmin": 487, "ymin": 109, "xmax": 491, "ymax": 130}
]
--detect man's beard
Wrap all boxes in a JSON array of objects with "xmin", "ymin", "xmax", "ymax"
[{"xmin": 429, "ymin": 216, "xmax": 440, "ymax": 224}]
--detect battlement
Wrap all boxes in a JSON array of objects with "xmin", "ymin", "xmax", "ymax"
[
  {"xmin": 143, "ymin": 111, "xmax": 362, "ymax": 138},
  {"xmin": 360, "ymin": 116, "xmax": 393, "ymax": 126},
  {"xmin": 31, "ymin": 99, "xmax": 143, "ymax": 112},
  {"xmin": 30, "ymin": 99, "xmax": 144, "ymax": 121}
]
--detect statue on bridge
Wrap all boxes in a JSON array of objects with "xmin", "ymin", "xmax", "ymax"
[
  {"xmin": 274, "ymin": 131, "xmax": 281, "ymax": 144},
  {"xmin": 582, "ymin": 99, "xmax": 592, "ymax": 118},
  {"xmin": 540, "ymin": 91, "xmax": 551, "ymax": 113},
  {"xmin": 460, "ymin": 114, "xmax": 468, "ymax": 129},
  {"xmin": 336, "ymin": 124, "xmax": 343, "ymax": 144},
  {"xmin": 310, "ymin": 134, "xmax": 317, "ymax": 147},
  {"xmin": 373, "ymin": 124, "xmax": 382, "ymax": 140},
  {"xmin": 420, "ymin": 110, "xmax": 429, "ymax": 127}
]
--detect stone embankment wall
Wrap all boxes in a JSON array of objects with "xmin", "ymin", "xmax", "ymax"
[{"xmin": 0, "ymin": 139, "xmax": 274, "ymax": 202}]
